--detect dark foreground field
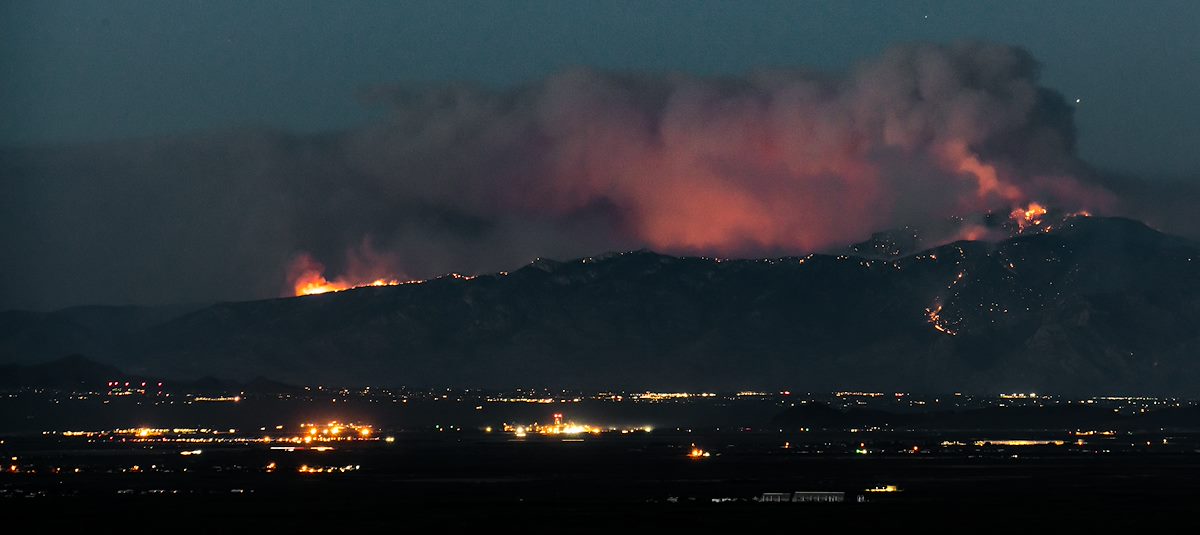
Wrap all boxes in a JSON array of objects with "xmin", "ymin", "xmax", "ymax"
[{"xmin": 4, "ymin": 429, "xmax": 1199, "ymax": 530}]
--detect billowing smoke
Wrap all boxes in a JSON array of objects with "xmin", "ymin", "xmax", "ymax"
[
  {"xmin": 0, "ymin": 42, "xmax": 1126, "ymax": 309},
  {"xmin": 294, "ymin": 41, "xmax": 1109, "ymax": 286}
]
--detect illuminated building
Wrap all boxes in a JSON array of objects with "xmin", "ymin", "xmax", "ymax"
[
  {"xmin": 54, "ymin": 421, "xmax": 378, "ymax": 447},
  {"xmin": 866, "ymin": 485, "xmax": 900, "ymax": 493},
  {"xmin": 298, "ymin": 464, "xmax": 360, "ymax": 474},
  {"xmin": 972, "ymin": 439, "xmax": 1065, "ymax": 447},
  {"xmin": 759, "ymin": 491, "xmax": 846, "ymax": 503},
  {"xmin": 502, "ymin": 413, "xmax": 648, "ymax": 437},
  {"xmin": 633, "ymin": 392, "xmax": 716, "ymax": 401},
  {"xmin": 792, "ymin": 491, "xmax": 845, "ymax": 503},
  {"xmin": 193, "ymin": 396, "xmax": 241, "ymax": 402}
]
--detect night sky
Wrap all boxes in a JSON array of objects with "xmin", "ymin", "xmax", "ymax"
[
  {"xmin": 6, "ymin": 0, "xmax": 1199, "ymax": 174},
  {"xmin": 2, "ymin": 1, "xmax": 1198, "ymax": 310}
]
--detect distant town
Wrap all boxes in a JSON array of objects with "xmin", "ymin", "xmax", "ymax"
[{"xmin": 4, "ymin": 381, "xmax": 1197, "ymax": 506}]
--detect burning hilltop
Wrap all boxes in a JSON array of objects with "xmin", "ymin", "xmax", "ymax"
[
  {"xmin": 287, "ymin": 251, "xmax": 482, "ymax": 297},
  {"xmin": 291, "ymin": 201, "xmax": 1100, "ymax": 296},
  {"xmin": 287, "ymin": 252, "xmax": 412, "ymax": 296},
  {"xmin": 294, "ymin": 276, "xmax": 405, "ymax": 296},
  {"xmin": 1006, "ymin": 201, "xmax": 1094, "ymax": 235},
  {"xmin": 841, "ymin": 201, "xmax": 1097, "ymax": 260}
]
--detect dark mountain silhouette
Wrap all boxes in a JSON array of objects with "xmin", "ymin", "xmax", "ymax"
[
  {"xmin": 0, "ymin": 354, "xmax": 300, "ymax": 394},
  {"xmin": 0, "ymin": 354, "xmax": 124, "ymax": 390},
  {"xmin": 1, "ymin": 216, "xmax": 1197, "ymax": 394}
]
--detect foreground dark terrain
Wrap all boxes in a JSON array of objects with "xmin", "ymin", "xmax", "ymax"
[{"xmin": 5, "ymin": 429, "xmax": 1198, "ymax": 529}]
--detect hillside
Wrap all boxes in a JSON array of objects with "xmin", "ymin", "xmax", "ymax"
[{"xmin": 2, "ymin": 216, "xmax": 1197, "ymax": 394}]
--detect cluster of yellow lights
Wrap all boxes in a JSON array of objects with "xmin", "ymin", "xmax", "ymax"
[
  {"xmin": 634, "ymin": 392, "xmax": 716, "ymax": 401},
  {"xmin": 940, "ymin": 439, "xmax": 1067, "ymax": 447},
  {"xmin": 999, "ymin": 393, "xmax": 1039, "ymax": 399},
  {"xmin": 193, "ymin": 396, "xmax": 241, "ymax": 402},
  {"xmin": 297, "ymin": 421, "xmax": 374, "ymax": 443},
  {"xmin": 973, "ymin": 440, "xmax": 1065, "ymax": 447},
  {"xmin": 1072, "ymin": 430, "xmax": 1116, "ymax": 436},
  {"xmin": 61, "ymin": 427, "xmax": 233, "ymax": 438},
  {"xmin": 835, "ymin": 392, "xmax": 885, "ymax": 398},
  {"xmin": 58, "ymin": 423, "xmax": 377, "ymax": 446},
  {"xmin": 866, "ymin": 485, "xmax": 901, "ymax": 493},
  {"xmin": 504, "ymin": 414, "xmax": 650, "ymax": 437},
  {"xmin": 688, "ymin": 444, "xmax": 711, "ymax": 459},
  {"xmin": 486, "ymin": 397, "xmax": 557, "ymax": 404},
  {"xmin": 298, "ymin": 464, "xmax": 360, "ymax": 474}
]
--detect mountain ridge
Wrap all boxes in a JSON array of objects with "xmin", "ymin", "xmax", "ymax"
[{"xmin": 2, "ymin": 216, "xmax": 1198, "ymax": 394}]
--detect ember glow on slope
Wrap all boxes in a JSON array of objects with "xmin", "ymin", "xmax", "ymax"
[
  {"xmin": 292, "ymin": 201, "xmax": 1094, "ymax": 301},
  {"xmin": 289, "ymin": 200, "xmax": 1092, "ymax": 297}
]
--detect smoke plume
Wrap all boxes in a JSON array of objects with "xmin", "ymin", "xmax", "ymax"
[{"xmin": 0, "ymin": 42, "xmax": 1133, "ymax": 309}]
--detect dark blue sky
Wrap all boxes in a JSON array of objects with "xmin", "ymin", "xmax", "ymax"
[{"xmin": 3, "ymin": 1, "xmax": 1198, "ymax": 176}]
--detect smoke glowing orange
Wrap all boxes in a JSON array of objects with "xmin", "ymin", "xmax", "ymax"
[{"xmin": 275, "ymin": 45, "xmax": 1119, "ymax": 293}]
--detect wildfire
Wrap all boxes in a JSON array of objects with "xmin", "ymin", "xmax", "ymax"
[
  {"xmin": 1009, "ymin": 202, "xmax": 1048, "ymax": 232},
  {"xmin": 294, "ymin": 274, "xmax": 403, "ymax": 296},
  {"xmin": 287, "ymin": 251, "xmax": 414, "ymax": 297}
]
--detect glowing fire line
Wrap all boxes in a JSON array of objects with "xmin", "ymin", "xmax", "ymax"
[
  {"xmin": 293, "ymin": 271, "xmax": 477, "ymax": 297},
  {"xmin": 295, "ymin": 276, "xmax": 405, "ymax": 296}
]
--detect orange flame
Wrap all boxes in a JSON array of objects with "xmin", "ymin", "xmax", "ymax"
[
  {"xmin": 294, "ymin": 274, "xmax": 402, "ymax": 296},
  {"xmin": 288, "ymin": 252, "xmax": 406, "ymax": 296},
  {"xmin": 1009, "ymin": 202, "xmax": 1048, "ymax": 232}
]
